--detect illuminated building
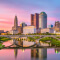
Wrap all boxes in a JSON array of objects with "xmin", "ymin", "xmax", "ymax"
[
  {"xmin": 12, "ymin": 16, "xmax": 23, "ymax": 34},
  {"xmin": 9, "ymin": 30, "xmax": 18, "ymax": 35},
  {"xmin": 23, "ymin": 26, "xmax": 36, "ymax": 34},
  {"xmin": 41, "ymin": 28, "xmax": 54, "ymax": 33},
  {"xmin": 1, "ymin": 32, "xmax": 7, "ymax": 35}
]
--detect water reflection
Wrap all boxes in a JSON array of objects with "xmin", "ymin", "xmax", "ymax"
[
  {"xmin": 55, "ymin": 48, "xmax": 60, "ymax": 54},
  {"xmin": 31, "ymin": 48, "xmax": 47, "ymax": 60},
  {"xmin": 3, "ymin": 39, "xmax": 35, "ymax": 47},
  {"xmin": 0, "ymin": 48, "xmax": 60, "ymax": 60},
  {"xmin": 13, "ymin": 48, "xmax": 47, "ymax": 60},
  {"xmin": 14, "ymin": 49, "xmax": 18, "ymax": 59}
]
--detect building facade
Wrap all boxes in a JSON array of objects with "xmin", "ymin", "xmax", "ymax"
[
  {"xmin": 9, "ymin": 30, "xmax": 18, "ymax": 35},
  {"xmin": 20, "ymin": 22, "xmax": 27, "ymax": 28},
  {"xmin": 41, "ymin": 28, "xmax": 54, "ymax": 33},
  {"xmin": 39, "ymin": 12, "xmax": 47, "ymax": 28},
  {"xmin": 23, "ymin": 26, "xmax": 36, "ymax": 34},
  {"xmin": 0, "ymin": 30, "xmax": 4, "ymax": 33},
  {"xmin": 12, "ymin": 16, "xmax": 18, "ymax": 30},
  {"xmin": 55, "ymin": 21, "xmax": 60, "ymax": 28},
  {"xmin": 53, "ymin": 21, "xmax": 60, "ymax": 32},
  {"xmin": 31, "ymin": 13, "xmax": 39, "ymax": 29},
  {"xmin": 12, "ymin": 16, "xmax": 23, "ymax": 33}
]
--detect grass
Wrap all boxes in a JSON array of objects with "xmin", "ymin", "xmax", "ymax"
[
  {"xmin": 34, "ymin": 36, "xmax": 40, "ymax": 39},
  {"xmin": 39, "ymin": 37, "xmax": 60, "ymax": 47},
  {"xmin": 0, "ymin": 37, "xmax": 11, "ymax": 42},
  {"xmin": 56, "ymin": 37, "xmax": 60, "ymax": 39},
  {"xmin": 0, "ymin": 44, "xmax": 5, "ymax": 49},
  {"xmin": 0, "ymin": 37, "xmax": 11, "ymax": 49},
  {"xmin": 27, "ymin": 37, "xmax": 35, "ymax": 42}
]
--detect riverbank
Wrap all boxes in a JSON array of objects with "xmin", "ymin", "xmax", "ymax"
[
  {"xmin": 2, "ymin": 46, "xmax": 60, "ymax": 49},
  {"xmin": 0, "ymin": 37, "xmax": 11, "ymax": 49},
  {"xmin": 0, "ymin": 37, "xmax": 11, "ymax": 42},
  {"xmin": 40, "ymin": 37, "xmax": 60, "ymax": 47}
]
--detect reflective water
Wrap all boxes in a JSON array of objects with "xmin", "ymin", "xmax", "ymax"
[
  {"xmin": 0, "ymin": 48, "xmax": 60, "ymax": 60},
  {"xmin": 0, "ymin": 40, "xmax": 60, "ymax": 60},
  {"xmin": 3, "ymin": 40, "xmax": 36, "ymax": 47}
]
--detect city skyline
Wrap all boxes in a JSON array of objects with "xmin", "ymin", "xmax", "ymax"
[{"xmin": 0, "ymin": 0, "xmax": 60, "ymax": 31}]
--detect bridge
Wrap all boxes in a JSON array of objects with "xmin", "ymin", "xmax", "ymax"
[
  {"xmin": 1, "ymin": 35, "xmax": 60, "ymax": 49},
  {"xmin": 0, "ymin": 35, "xmax": 60, "ymax": 38},
  {"xmin": 0, "ymin": 35, "xmax": 60, "ymax": 40},
  {"xmin": 3, "ymin": 39, "xmax": 40, "ymax": 49}
]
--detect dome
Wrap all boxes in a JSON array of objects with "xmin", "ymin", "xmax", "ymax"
[{"xmin": 40, "ymin": 12, "xmax": 47, "ymax": 15}]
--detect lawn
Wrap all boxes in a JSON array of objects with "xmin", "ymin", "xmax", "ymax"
[
  {"xmin": 40, "ymin": 37, "xmax": 60, "ymax": 47},
  {"xmin": 0, "ymin": 37, "xmax": 11, "ymax": 42},
  {"xmin": 0, "ymin": 37, "xmax": 11, "ymax": 49}
]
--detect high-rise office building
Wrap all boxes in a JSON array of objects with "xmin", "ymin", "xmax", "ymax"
[
  {"xmin": 12, "ymin": 16, "xmax": 18, "ymax": 30},
  {"xmin": 12, "ymin": 16, "xmax": 23, "ymax": 34},
  {"xmin": 39, "ymin": 12, "xmax": 47, "ymax": 28},
  {"xmin": 31, "ymin": 13, "xmax": 39, "ymax": 29},
  {"xmin": 55, "ymin": 21, "xmax": 60, "ymax": 28},
  {"xmin": 53, "ymin": 21, "xmax": 60, "ymax": 32},
  {"xmin": 14, "ymin": 16, "xmax": 18, "ymax": 28}
]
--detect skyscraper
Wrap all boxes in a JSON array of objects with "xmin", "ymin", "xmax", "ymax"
[
  {"xmin": 55, "ymin": 21, "xmax": 60, "ymax": 28},
  {"xmin": 31, "ymin": 14, "xmax": 34, "ymax": 26},
  {"xmin": 39, "ymin": 12, "xmax": 47, "ymax": 28},
  {"xmin": 12, "ymin": 16, "xmax": 18, "ymax": 30},
  {"xmin": 53, "ymin": 21, "xmax": 60, "ymax": 32},
  {"xmin": 14, "ymin": 16, "xmax": 18, "ymax": 28},
  {"xmin": 31, "ymin": 13, "xmax": 39, "ymax": 29},
  {"xmin": 12, "ymin": 16, "xmax": 23, "ymax": 34}
]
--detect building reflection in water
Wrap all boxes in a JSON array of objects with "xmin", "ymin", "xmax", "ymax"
[
  {"xmin": 11, "ymin": 39, "xmax": 23, "ymax": 47},
  {"xmin": 13, "ymin": 48, "xmax": 47, "ymax": 60},
  {"xmin": 31, "ymin": 48, "xmax": 47, "ymax": 60},
  {"xmin": 14, "ymin": 49, "xmax": 18, "ymax": 59},
  {"xmin": 55, "ymin": 48, "xmax": 60, "ymax": 54},
  {"xmin": 14, "ymin": 49, "xmax": 25, "ymax": 59}
]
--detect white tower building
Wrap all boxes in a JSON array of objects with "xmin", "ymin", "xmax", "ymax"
[{"xmin": 39, "ymin": 12, "xmax": 47, "ymax": 28}]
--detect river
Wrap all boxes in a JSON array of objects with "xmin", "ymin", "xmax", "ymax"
[{"xmin": 0, "ymin": 40, "xmax": 60, "ymax": 60}]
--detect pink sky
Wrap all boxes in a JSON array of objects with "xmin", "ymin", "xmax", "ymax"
[
  {"xmin": 0, "ymin": 5, "xmax": 30, "ymax": 31},
  {"xmin": 0, "ymin": 0, "xmax": 60, "ymax": 31}
]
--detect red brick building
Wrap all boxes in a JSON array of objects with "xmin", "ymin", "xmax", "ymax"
[{"xmin": 31, "ymin": 13, "xmax": 39, "ymax": 29}]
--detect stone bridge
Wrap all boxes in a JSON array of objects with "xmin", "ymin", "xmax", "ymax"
[
  {"xmin": 1, "ymin": 35, "xmax": 60, "ymax": 48},
  {"xmin": 0, "ymin": 35, "xmax": 60, "ymax": 40}
]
